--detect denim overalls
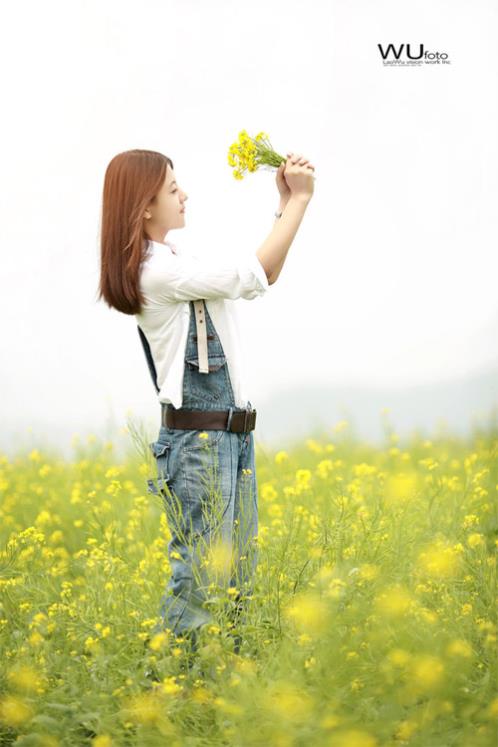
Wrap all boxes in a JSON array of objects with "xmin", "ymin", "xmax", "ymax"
[{"xmin": 144, "ymin": 300, "xmax": 259, "ymax": 644}]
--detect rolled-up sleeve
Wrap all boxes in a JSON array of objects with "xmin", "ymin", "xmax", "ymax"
[{"xmin": 144, "ymin": 251, "xmax": 270, "ymax": 303}]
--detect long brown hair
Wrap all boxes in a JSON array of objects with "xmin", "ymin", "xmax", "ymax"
[{"xmin": 96, "ymin": 149, "xmax": 174, "ymax": 315}]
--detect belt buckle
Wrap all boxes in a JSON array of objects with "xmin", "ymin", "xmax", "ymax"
[{"xmin": 243, "ymin": 405, "xmax": 255, "ymax": 432}]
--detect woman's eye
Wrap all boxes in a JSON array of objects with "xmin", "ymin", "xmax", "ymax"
[{"xmin": 172, "ymin": 189, "xmax": 178, "ymax": 193}]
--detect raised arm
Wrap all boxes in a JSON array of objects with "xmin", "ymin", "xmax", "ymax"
[{"xmin": 256, "ymin": 153, "xmax": 315, "ymax": 285}]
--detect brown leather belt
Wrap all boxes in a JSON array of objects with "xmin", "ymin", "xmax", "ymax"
[{"xmin": 162, "ymin": 403, "xmax": 257, "ymax": 432}]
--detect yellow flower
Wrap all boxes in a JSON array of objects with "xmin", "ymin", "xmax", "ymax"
[
  {"xmin": 358, "ymin": 564, "xmax": 379, "ymax": 581},
  {"xmin": 192, "ymin": 686, "xmax": 212, "ymax": 703},
  {"xmin": 329, "ymin": 729, "xmax": 377, "ymax": 747},
  {"xmin": 149, "ymin": 632, "xmax": 169, "ymax": 652},
  {"xmin": 0, "ymin": 695, "xmax": 34, "ymax": 727},
  {"xmin": 274, "ymin": 450, "xmax": 289, "ymax": 465},
  {"xmin": 353, "ymin": 463, "xmax": 377, "ymax": 477},
  {"xmin": 6, "ymin": 665, "xmax": 45, "ymax": 693},
  {"xmin": 121, "ymin": 693, "xmax": 165, "ymax": 725},
  {"xmin": 316, "ymin": 459, "xmax": 334, "ymax": 478},
  {"xmin": 295, "ymin": 469, "xmax": 312, "ymax": 492},
  {"xmin": 267, "ymin": 503, "xmax": 283, "ymax": 518},
  {"xmin": 84, "ymin": 636, "xmax": 100, "ymax": 652},
  {"xmin": 325, "ymin": 578, "xmax": 347, "ymax": 600},
  {"xmin": 462, "ymin": 513, "xmax": 480, "ymax": 528},
  {"xmin": 446, "ymin": 639, "xmax": 473, "ymax": 658},
  {"xmin": 418, "ymin": 607, "xmax": 438, "ymax": 624},
  {"xmin": 105, "ymin": 466, "xmax": 121, "ymax": 479},
  {"xmin": 320, "ymin": 713, "xmax": 341, "ymax": 729},
  {"xmin": 384, "ymin": 471, "xmax": 419, "ymax": 503},
  {"xmin": 374, "ymin": 584, "xmax": 413, "ymax": 618},
  {"xmin": 306, "ymin": 438, "xmax": 323, "ymax": 453},
  {"xmin": 487, "ymin": 697, "xmax": 498, "ymax": 719},
  {"xmin": 410, "ymin": 654, "xmax": 445, "ymax": 691},
  {"xmin": 266, "ymin": 681, "xmax": 314, "ymax": 722},
  {"xmin": 285, "ymin": 592, "xmax": 329, "ymax": 635},
  {"xmin": 417, "ymin": 539, "xmax": 461, "ymax": 579},
  {"xmin": 261, "ymin": 483, "xmax": 278, "ymax": 502},
  {"xmin": 160, "ymin": 677, "xmax": 183, "ymax": 696},
  {"xmin": 28, "ymin": 631, "xmax": 44, "ymax": 647},
  {"xmin": 205, "ymin": 538, "xmax": 232, "ymax": 578},
  {"xmin": 467, "ymin": 533, "xmax": 485, "ymax": 548},
  {"xmin": 92, "ymin": 737, "xmax": 113, "ymax": 747},
  {"xmin": 388, "ymin": 648, "xmax": 411, "ymax": 667},
  {"xmin": 395, "ymin": 720, "xmax": 418, "ymax": 740}
]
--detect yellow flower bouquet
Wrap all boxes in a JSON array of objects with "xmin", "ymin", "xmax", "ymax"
[{"xmin": 227, "ymin": 129, "xmax": 286, "ymax": 181}]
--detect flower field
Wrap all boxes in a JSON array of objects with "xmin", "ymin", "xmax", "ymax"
[{"xmin": 0, "ymin": 419, "xmax": 496, "ymax": 746}]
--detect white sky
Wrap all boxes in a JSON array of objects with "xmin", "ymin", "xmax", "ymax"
[{"xmin": 1, "ymin": 0, "xmax": 497, "ymax": 453}]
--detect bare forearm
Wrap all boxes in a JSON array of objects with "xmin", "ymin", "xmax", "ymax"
[
  {"xmin": 257, "ymin": 195, "xmax": 310, "ymax": 284},
  {"xmin": 269, "ymin": 199, "xmax": 290, "ymax": 281}
]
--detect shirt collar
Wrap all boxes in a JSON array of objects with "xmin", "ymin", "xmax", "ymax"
[{"xmin": 150, "ymin": 239, "xmax": 179, "ymax": 256}]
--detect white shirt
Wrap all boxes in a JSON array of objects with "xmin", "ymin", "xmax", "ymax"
[{"xmin": 135, "ymin": 239, "xmax": 269, "ymax": 409}]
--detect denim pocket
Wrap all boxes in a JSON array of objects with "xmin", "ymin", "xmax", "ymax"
[
  {"xmin": 184, "ymin": 354, "xmax": 229, "ymax": 403},
  {"xmin": 147, "ymin": 440, "xmax": 172, "ymax": 497}
]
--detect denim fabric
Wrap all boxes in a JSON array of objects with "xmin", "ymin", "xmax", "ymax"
[{"xmin": 147, "ymin": 300, "xmax": 258, "ymax": 642}]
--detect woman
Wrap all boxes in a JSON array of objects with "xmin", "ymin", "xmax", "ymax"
[{"xmin": 98, "ymin": 147, "xmax": 314, "ymax": 660}]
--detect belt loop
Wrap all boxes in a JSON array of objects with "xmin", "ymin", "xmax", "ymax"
[{"xmin": 226, "ymin": 406, "xmax": 234, "ymax": 431}]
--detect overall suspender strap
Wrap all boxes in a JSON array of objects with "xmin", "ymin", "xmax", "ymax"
[
  {"xmin": 192, "ymin": 300, "xmax": 209, "ymax": 374},
  {"xmin": 137, "ymin": 324, "xmax": 160, "ymax": 393}
]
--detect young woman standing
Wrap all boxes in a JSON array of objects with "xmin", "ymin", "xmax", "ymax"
[{"xmin": 98, "ymin": 148, "xmax": 314, "ymax": 659}]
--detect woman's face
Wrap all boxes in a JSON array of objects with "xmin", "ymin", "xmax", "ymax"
[{"xmin": 145, "ymin": 169, "xmax": 188, "ymax": 239}]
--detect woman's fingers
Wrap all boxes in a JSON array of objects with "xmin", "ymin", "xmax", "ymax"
[{"xmin": 286, "ymin": 151, "xmax": 314, "ymax": 169}]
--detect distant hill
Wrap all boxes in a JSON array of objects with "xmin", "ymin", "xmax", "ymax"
[
  {"xmin": 2, "ymin": 365, "xmax": 496, "ymax": 459},
  {"xmin": 255, "ymin": 364, "xmax": 498, "ymax": 449}
]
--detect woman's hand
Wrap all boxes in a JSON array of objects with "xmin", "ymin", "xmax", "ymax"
[
  {"xmin": 279, "ymin": 152, "xmax": 315, "ymax": 202},
  {"xmin": 276, "ymin": 152, "xmax": 315, "ymax": 203}
]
